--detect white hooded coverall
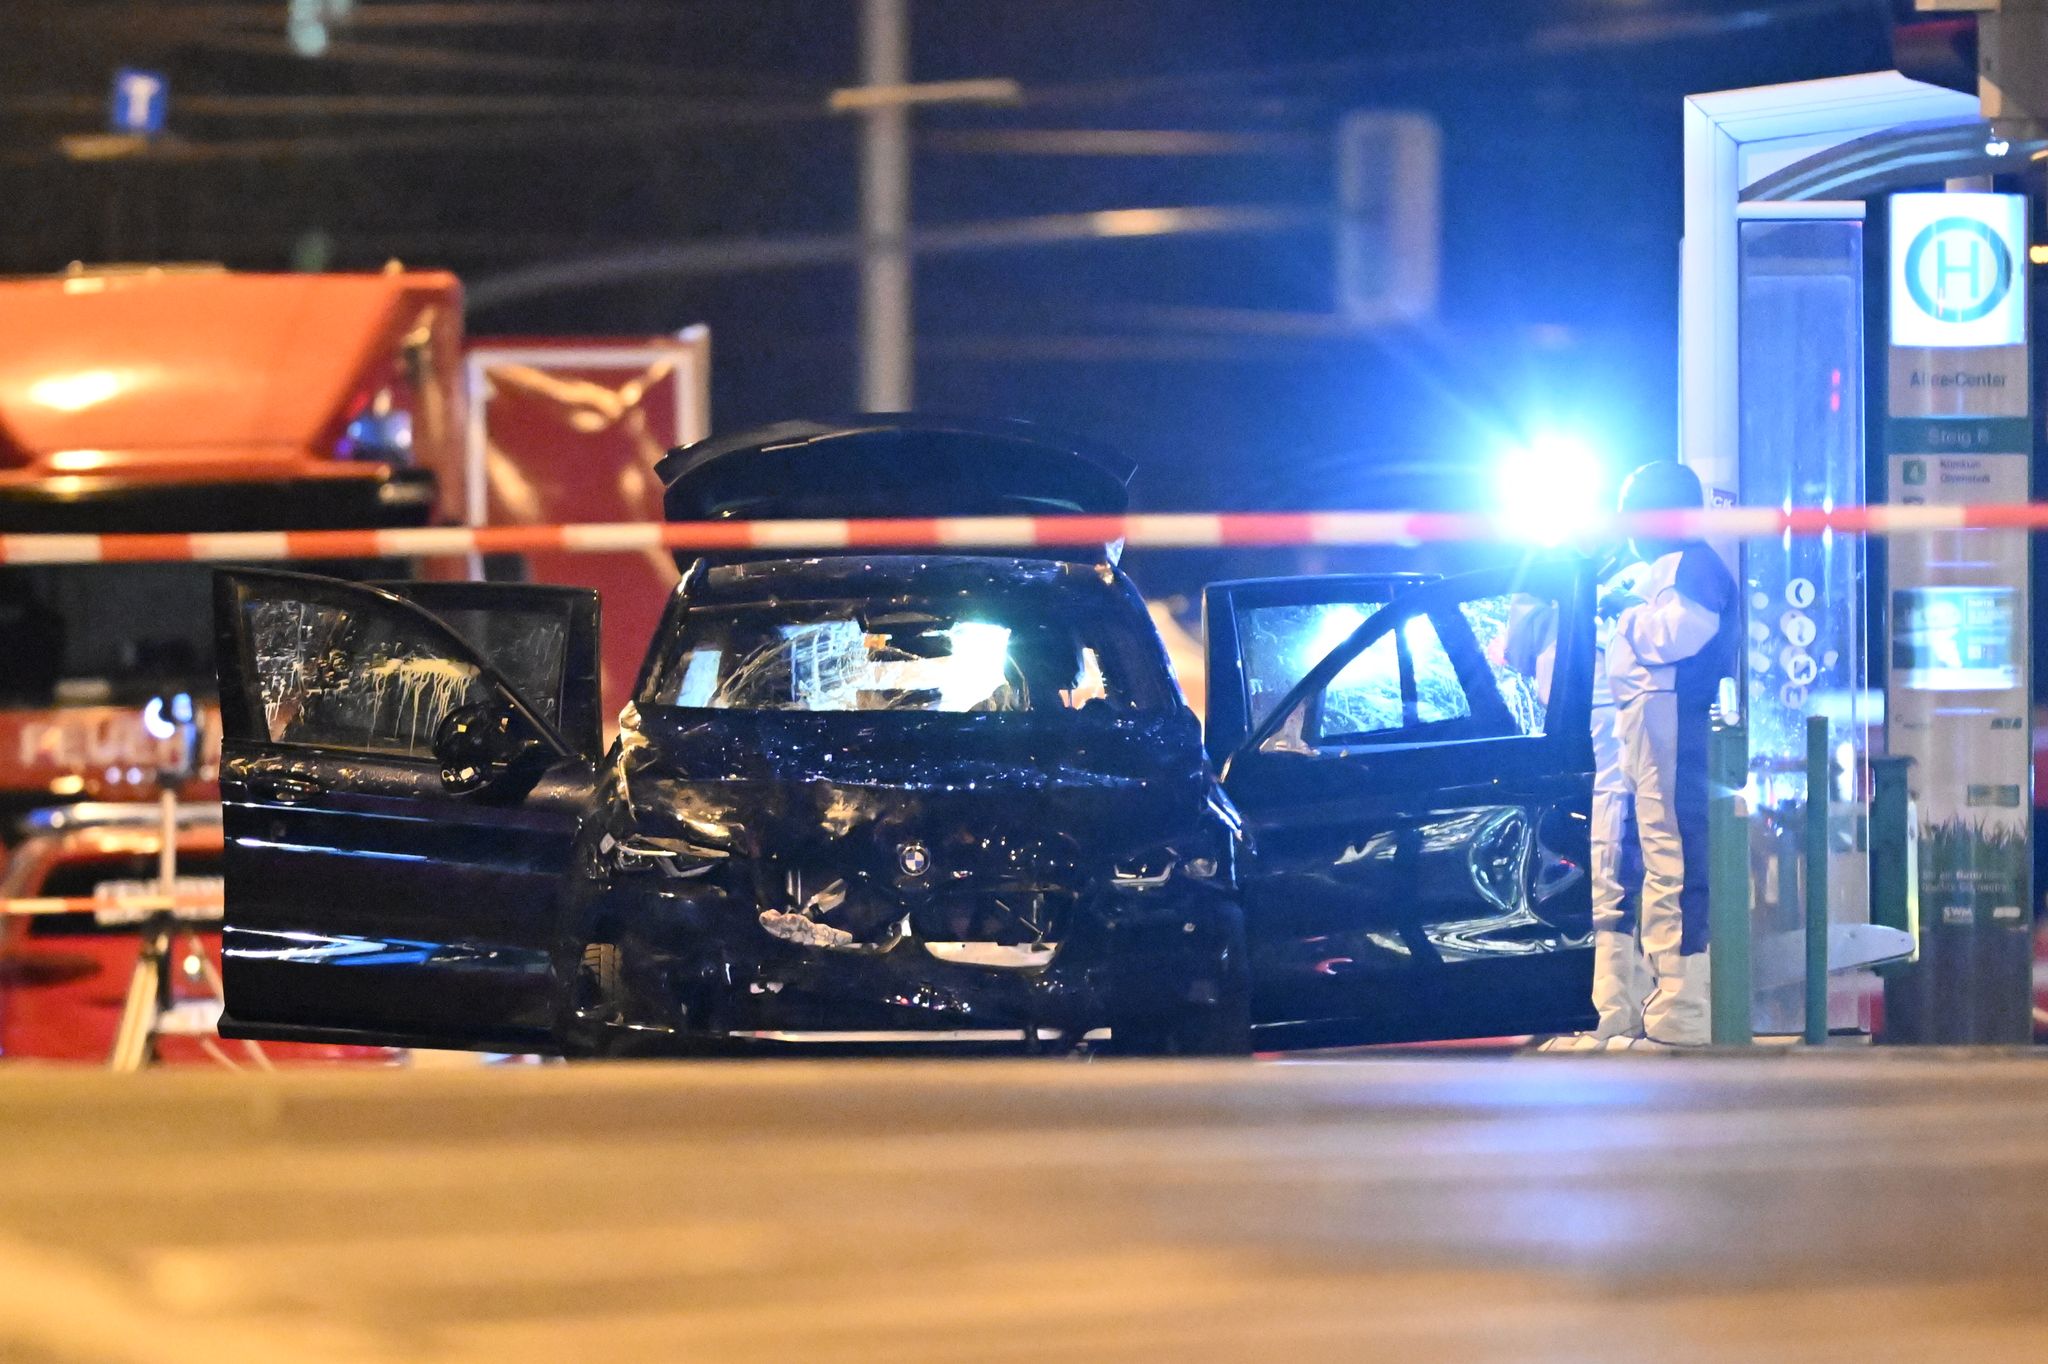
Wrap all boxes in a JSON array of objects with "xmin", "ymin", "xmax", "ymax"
[
  {"xmin": 1603, "ymin": 542, "xmax": 1737, "ymax": 1047},
  {"xmin": 1589, "ymin": 568, "xmax": 1649, "ymax": 1041}
]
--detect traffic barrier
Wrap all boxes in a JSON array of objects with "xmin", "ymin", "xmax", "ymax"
[
  {"xmin": 0, "ymin": 501, "xmax": 2040, "ymax": 564},
  {"xmin": 0, "ymin": 893, "xmax": 222, "ymax": 918}
]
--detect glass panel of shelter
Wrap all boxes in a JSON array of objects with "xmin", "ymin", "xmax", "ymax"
[{"xmin": 1737, "ymin": 213, "xmax": 1871, "ymax": 1035}]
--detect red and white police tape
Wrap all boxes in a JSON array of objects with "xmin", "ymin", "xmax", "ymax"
[{"xmin": 0, "ymin": 503, "xmax": 2039, "ymax": 565}]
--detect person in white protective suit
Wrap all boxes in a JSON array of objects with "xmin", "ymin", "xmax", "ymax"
[
  {"xmin": 1600, "ymin": 461, "xmax": 1738, "ymax": 1049},
  {"xmin": 1536, "ymin": 552, "xmax": 1649, "ymax": 1051}
]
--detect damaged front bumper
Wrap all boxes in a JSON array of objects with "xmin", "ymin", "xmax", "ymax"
[{"xmin": 566, "ymin": 876, "xmax": 1241, "ymax": 1054}]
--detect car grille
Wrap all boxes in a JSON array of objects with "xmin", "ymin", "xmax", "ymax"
[{"xmin": 778, "ymin": 865, "xmax": 1074, "ymax": 949}]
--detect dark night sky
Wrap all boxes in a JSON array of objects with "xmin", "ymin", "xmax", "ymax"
[{"xmin": 0, "ymin": 0, "xmax": 1900, "ymax": 583}]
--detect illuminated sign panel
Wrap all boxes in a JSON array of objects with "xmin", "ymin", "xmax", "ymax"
[
  {"xmin": 1890, "ymin": 193, "xmax": 2027, "ymax": 348},
  {"xmin": 1884, "ymin": 190, "xmax": 2034, "ymax": 1041}
]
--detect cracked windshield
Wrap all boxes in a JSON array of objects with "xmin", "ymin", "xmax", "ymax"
[{"xmin": 654, "ymin": 603, "xmax": 1142, "ymax": 713}]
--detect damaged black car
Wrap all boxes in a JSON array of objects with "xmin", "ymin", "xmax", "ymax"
[{"xmin": 212, "ymin": 417, "xmax": 1599, "ymax": 1056}]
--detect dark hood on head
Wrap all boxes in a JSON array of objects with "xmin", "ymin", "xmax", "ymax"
[
  {"xmin": 615, "ymin": 704, "xmax": 1206, "ymax": 870},
  {"xmin": 654, "ymin": 416, "xmax": 1136, "ymax": 524}
]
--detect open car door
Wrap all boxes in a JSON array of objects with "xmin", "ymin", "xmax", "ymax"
[
  {"xmin": 1201, "ymin": 574, "xmax": 1433, "ymax": 767},
  {"xmin": 213, "ymin": 571, "xmax": 601, "ymax": 1052},
  {"xmin": 1218, "ymin": 561, "xmax": 1597, "ymax": 1048}
]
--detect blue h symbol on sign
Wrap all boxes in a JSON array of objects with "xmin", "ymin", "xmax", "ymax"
[
  {"xmin": 108, "ymin": 68, "xmax": 168, "ymax": 137},
  {"xmin": 1934, "ymin": 234, "xmax": 1985, "ymax": 309}
]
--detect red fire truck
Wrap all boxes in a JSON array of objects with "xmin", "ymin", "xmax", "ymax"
[{"xmin": 0, "ymin": 265, "xmax": 707, "ymax": 1062}]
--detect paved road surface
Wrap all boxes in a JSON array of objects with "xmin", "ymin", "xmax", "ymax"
[{"xmin": 0, "ymin": 1052, "xmax": 2045, "ymax": 1361}]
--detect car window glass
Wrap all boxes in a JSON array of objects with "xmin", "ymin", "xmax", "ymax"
[
  {"xmin": 422, "ymin": 604, "xmax": 568, "ymax": 727},
  {"xmin": 670, "ymin": 647, "xmax": 723, "ymax": 708},
  {"xmin": 652, "ymin": 600, "xmax": 1158, "ymax": 714},
  {"xmin": 1261, "ymin": 582, "xmax": 1559, "ymax": 754},
  {"xmin": 1406, "ymin": 615, "xmax": 1469, "ymax": 725},
  {"xmin": 245, "ymin": 595, "xmax": 496, "ymax": 755},
  {"xmin": 1065, "ymin": 648, "xmax": 1109, "ymax": 707},
  {"xmin": 1461, "ymin": 594, "xmax": 1550, "ymax": 737},
  {"xmin": 1317, "ymin": 631, "xmax": 1402, "ymax": 739},
  {"xmin": 1237, "ymin": 599, "xmax": 1386, "ymax": 731}
]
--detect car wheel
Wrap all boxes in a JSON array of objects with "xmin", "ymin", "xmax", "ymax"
[
  {"xmin": 1175, "ymin": 983, "xmax": 1253, "ymax": 1057},
  {"xmin": 558, "ymin": 941, "xmax": 626, "ymax": 1058},
  {"xmin": 582, "ymin": 941, "xmax": 624, "ymax": 1011},
  {"xmin": 1112, "ymin": 956, "xmax": 1253, "ymax": 1058}
]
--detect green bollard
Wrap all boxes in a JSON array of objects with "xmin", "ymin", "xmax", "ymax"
[
  {"xmin": 1804, "ymin": 715, "xmax": 1830, "ymax": 1046},
  {"xmin": 1869, "ymin": 756, "xmax": 1915, "ymax": 955},
  {"xmin": 1708, "ymin": 712, "xmax": 1752, "ymax": 1047}
]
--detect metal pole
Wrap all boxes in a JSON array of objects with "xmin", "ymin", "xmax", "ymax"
[
  {"xmin": 107, "ymin": 923, "xmax": 164, "ymax": 1072},
  {"xmin": 858, "ymin": 0, "xmax": 913, "ymax": 411},
  {"xmin": 1708, "ymin": 714, "xmax": 1752, "ymax": 1046},
  {"xmin": 1804, "ymin": 715, "xmax": 1830, "ymax": 1046},
  {"xmin": 159, "ymin": 784, "xmax": 177, "ymax": 901},
  {"xmin": 1870, "ymin": 756, "xmax": 1914, "ymax": 946},
  {"xmin": 111, "ymin": 748, "xmax": 186, "ymax": 1071}
]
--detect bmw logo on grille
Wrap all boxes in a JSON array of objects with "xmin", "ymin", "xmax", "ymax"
[{"xmin": 897, "ymin": 841, "xmax": 931, "ymax": 876}]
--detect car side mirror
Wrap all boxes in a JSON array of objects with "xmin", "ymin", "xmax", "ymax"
[{"xmin": 433, "ymin": 699, "xmax": 553, "ymax": 798}]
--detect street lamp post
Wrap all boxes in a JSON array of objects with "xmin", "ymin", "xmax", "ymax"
[{"xmin": 858, "ymin": 0, "xmax": 913, "ymax": 412}]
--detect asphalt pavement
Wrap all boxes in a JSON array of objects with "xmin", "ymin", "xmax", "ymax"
[{"xmin": 0, "ymin": 1051, "xmax": 2045, "ymax": 1361}]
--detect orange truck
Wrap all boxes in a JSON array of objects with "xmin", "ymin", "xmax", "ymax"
[
  {"xmin": 0, "ymin": 262, "xmax": 466, "ymax": 532},
  {"xmin": 0, "ymin": 264, "xmax": 708, "ymax": 1062},
  {"xmin": 0, "ymin": 263, "xmax": 468, "ymax": 812},
  {"xmin": 0, "ymin": 267, "xmax": 707, "ymax": 806}
]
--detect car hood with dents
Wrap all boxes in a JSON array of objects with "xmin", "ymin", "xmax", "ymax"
[{"xmin": 614, "ymin": 703, "xmax": 1208, "ymax": 878}]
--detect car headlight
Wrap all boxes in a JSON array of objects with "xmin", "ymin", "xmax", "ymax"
[
  {"xmin": 1112, "ymin": 834, "xmax": 1231, "ymax": 890},
  {"xmin": 603, "ymin": 832, "xmax": 724, "ymax": 879},
  {"xmin": 1112, "ymin": 850, "xmax": 1177, "ymax": 888}
]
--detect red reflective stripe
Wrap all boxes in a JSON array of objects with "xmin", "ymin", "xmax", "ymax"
[
  {"xmin": 1220, "ymin": 512, "xmax": 1315, "ymax": 544},
  {"xmin": 12, "ymin": 501, "xmax": 2048, "ymax": 566},
  {"xmin": 97, "ymin": 532, "xmax": 191, "ymax": 563},
  {"xmin": 1964, "ymin": 503, "xmax": 2048, "ymax": 529},
  {"xmin": 1033, "ymin": 515, "xmax": 1127, "ymax": 546},
  {"xmin": 660, "ymin": 522, "xmax": 761, "ymax": 552},
  {"xmin": 1632, "ymin": 508, "xmax": 1707, "ymax": 539},
  {"xmin": 845, "ymin": 517, "xmax": 942, "ymax": 547},
  {"xmin": 472, "ymin": 524, "xmax": 568, "ymax": 554},
  {"xmin": 1402, "ymin": 511, "xmax": 1492, "ymax": 544},
  {"xmin": 282, "ymin": 530, "xmax": 379, "ymax": 560}
]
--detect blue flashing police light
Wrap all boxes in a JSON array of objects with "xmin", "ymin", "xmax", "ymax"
[
  {"xmin": 109, "ymin": 68, "xmax": 168, "ymax": 137},
  {"xmin": 1494, "ymin": 431, "xmax": 1608, "ymax": 547}
]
